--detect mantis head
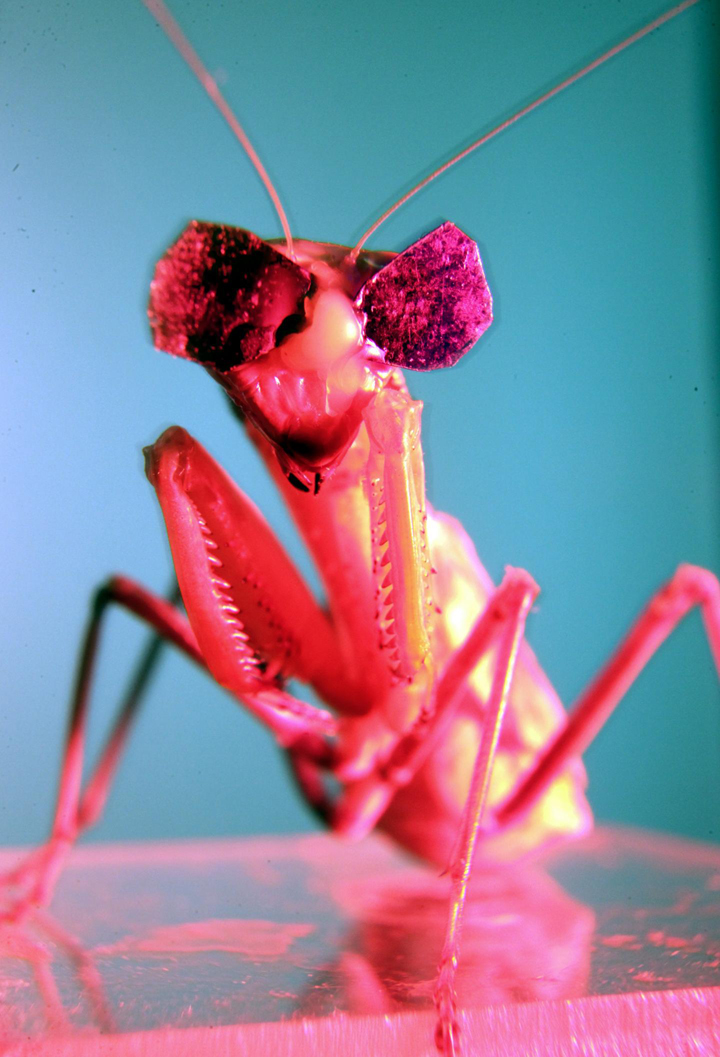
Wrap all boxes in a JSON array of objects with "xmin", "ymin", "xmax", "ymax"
[{"xmin": 149, "ymin": 220, "xmax": 492, "ymax": 490}]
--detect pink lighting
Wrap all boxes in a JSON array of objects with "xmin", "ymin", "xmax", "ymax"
[
  {"xmin": 1, "ymin": 828, "xmax": 719, "ymax": 1054},
  {"xmin": 1, "ymin": 2, "xmax": 714, "ymax": 1054}
]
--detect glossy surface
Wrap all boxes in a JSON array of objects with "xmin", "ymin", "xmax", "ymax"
[{"xmin": 0, "ymin": 827, "xmax": 719, "ymax": 1051}]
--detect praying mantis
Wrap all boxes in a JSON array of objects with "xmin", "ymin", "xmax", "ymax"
[{"xmin": 1, "ymin": 0, "xmax": 718, "ymax": 1052}]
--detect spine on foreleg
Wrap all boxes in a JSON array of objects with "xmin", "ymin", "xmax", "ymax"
[{"xmin": 379, "ymin": 508, "xmax": 593, "ymax": 865}]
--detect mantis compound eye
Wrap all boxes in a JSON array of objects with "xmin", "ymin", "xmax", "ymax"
[
  {"xmin": 149, "ymin": 221, "xmax": 312, "ymax": 369},
  {"xmin": 356, "ymin": 221, "xmax": 493, "ymax": 371}
]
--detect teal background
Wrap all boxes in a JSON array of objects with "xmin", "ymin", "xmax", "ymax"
[{"xmin": 1, "ymin": 1, "xmax": 718, "ymax": 849}]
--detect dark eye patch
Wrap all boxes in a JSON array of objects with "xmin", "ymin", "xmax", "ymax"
[
  {"xmin": 357, "ymin": 222, "xmax": 492, "ymax": 371},
  {"xmin": 149, "ymin": 221, "xmax": 312, "ymax": 370}
]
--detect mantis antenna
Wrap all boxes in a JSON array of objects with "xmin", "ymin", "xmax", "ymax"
[
  {"xmin": 141, "ymin": 0, "xmax": 295, "ymax": 259},
  {"xmin": 349, "ymin": 0, "xmax": 701, "ymax": 260}
]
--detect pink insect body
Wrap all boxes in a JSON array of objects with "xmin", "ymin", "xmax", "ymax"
[
  {"xmin": 144, "ymin": 220, "xmax": 588, "ymax": 874},
  {"xmin": 1, "ymin": 1, "xmax": 717, "ymax": 1054}
]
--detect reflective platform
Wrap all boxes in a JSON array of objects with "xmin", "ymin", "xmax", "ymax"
[{"xmin": 0, "ymin": 827, "xmax": 719, "ymax": 1055}]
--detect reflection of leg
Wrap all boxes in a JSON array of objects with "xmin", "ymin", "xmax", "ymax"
[
  {"xmin": 339, "ymin": 951, "xmax": 395, "ymax": 1015},
  {"xmin": 1, "ymin": 576, "xmax": 201, "ymax": 922},
  {"xmin": 497, "ymin": 564, "xmax": 720, "ymax": 830},
  {"xmin": 34, "ymin": 907, "xmax": 115, "ymax": 1033},
  {"xmin": 31, "ymin": 944, "xmax": 69, "ymax": 1035},
  {"xmin": 433, "ymin": 569, "xmax": 539, "ymax": 1057}
]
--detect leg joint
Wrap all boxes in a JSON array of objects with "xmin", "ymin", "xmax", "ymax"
[{"xmin": 672, "ymin": 563, "xmax": 720, "ymax": 607}]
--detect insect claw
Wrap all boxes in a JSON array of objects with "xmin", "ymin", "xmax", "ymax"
[{"xmin": 434, "ymin": 966, "xmax": 461, "ymax": 1057}]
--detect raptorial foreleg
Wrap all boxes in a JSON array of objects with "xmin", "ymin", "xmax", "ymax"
[{"xmin": 331, "ymin": 568, "xmax": 540, "ymax": 841}]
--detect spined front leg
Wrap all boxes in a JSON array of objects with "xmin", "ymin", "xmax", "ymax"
[
  {"xmin": 1, "ymin": 425, "xmax": 348, "ymax": 921},
  {"xmin": 331, "ymin": 568, "xmax": 542, "ymax": 840},
  {"xmin": 330, "ymin": 387, "xmax": 437, "ymax": 832},
  {"xmin": 144, "ymin": 426, "xmax": 361, "ymax": 723}
]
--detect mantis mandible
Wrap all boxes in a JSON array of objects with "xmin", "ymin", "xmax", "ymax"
[{"xmin": 1, "ymin": 0, "xmax": 718, "ymax": 1052}]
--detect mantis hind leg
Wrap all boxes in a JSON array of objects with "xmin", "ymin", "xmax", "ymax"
[
  {"xmin": 496, "ymin": 564, "xmax": 720, "ymax": 829},
  {"xmin": 0, "ymin": 575, "xmax": 203, "ymax": 923}
]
